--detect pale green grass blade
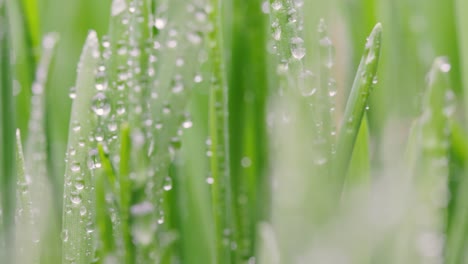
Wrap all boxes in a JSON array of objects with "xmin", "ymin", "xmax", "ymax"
[
  {"xmin": 403, "ymin": 57, "xmax": 454, "ymax": 263},
  {"xmin": 62, "ymin": 31, "xmax": 100, "ymax": 264},
  {"xmin": 0, "ymin": 1, "xmax": 16, "ymax": 261},
  {"xmin": 15, "ymin": 129, "xmax": 39, "ymax": 264},
  {"xmin": 25, "ymin": 33, "xmax": 59, "ymax": 217},
  {"xmin": 456, "ymin": 0, "xmax": 468, "ymax": 120},
  {"xmin": 344, "ymin": 116, "xmax": 370, "ymax": 187},
  {"xmin": 334, "ymin": 23, "xmax": 382, "ymax": 191}
]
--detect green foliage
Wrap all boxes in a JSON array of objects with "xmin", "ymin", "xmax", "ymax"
[{"xmin": 3, "ymin": 0, "xmax": 468, "ymax": 264}]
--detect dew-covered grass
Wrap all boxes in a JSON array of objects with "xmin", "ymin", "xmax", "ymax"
[{"xmin": 2, "ymin": 0, "xmax": 468, "ymax": 263}]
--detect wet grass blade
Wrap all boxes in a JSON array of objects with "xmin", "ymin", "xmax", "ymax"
[
  {"xmin": 61, "ymin": 31, "xmax": 100, "ymax": 264},
  {"xmin": 405, "ymin": 57, "xmax": 454, "ymax": 263},
  {"xmin": 0, "ymin": 1, "xmax": 16, "ymax": 261},
  {"xmin": 208, "ymin": 0, "xmax": 233, "ymax": 262},
  {"xmin": 15, "ymin": 129, "xmax": 39, "ymax": 264},
  {"xmin": 334, "ymin": 23, "xmax": 382, "ymax": 191}
]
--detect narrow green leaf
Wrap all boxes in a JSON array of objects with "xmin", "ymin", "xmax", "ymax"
[
  {"xmin": 334, "ymin": 23, "xmax": 382, "ymax": 190},
  {"xmin": 0, "ymin": 1, "xmax": 16, "ymax": 261},
  {"xmin": 61, "ymin": 31, "xmax": 100, "ymax": 264},
  {"xmin": 118, "ymin": 123, "xmax": 134, "ymax": 264},
  {"xmin": 208, "ymin": 0, "xmax": 234, "ymax": 263},
  {"xmin": 95, "ymin": 143, "xmax": 115, "ymax": 258},
  {"xmin": 456, "ymin": 0, "xmax": 468, "ymax": 120},
  {"xmin": 15, "ymin": 129, "xmax": 39, "ymax": 264}
]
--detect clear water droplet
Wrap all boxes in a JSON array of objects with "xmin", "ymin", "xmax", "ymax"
[{"xmin": 91, "ymin": 93, "xmax": 111, "ymax": 116}]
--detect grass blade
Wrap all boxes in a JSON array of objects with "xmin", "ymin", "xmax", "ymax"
[
  {"xmin": 62, "ymin": 31, "xmax": 100, "ymax": 264},
  {"xmin": 446, "ymin": 122, "xmax": 468, "ymax": 264},
  {"xmin": 456, "ymin": 0, "xmax": 468, "ymax": 120},
  {"xmin": 15, "ymin": 129, "xmax": 39, "ymax": 264},
  {"xmin": 334, "ymin": 23, "xmax": 382, "ymax": 191},
  {"xmin": 0, "ymin": 1, "xmax": 16, "ymax": 261},
  {"xmin": 208, "ymin": 0, "xmax": 233, "ymax": 263}
]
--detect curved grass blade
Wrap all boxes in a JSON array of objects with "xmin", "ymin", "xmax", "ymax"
[
  {"xmin": 15, "ymin": 129, "xmax": 39, "ymax": 264},
  {"xmin": 61, "ymin": 31, "xmax": 100, "ymax": 264},
  {"xmin": 0, "ymin": 1, "xmax": 16, "ymax": 261},
  {"xmin": 334, "ymin": 23, "xmax": 382, "ymax": 191}
]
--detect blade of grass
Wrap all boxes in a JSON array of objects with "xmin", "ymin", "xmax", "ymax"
[
  {"xmin": 208, "ymin": 0, "xmax": 234, "ymax": 263},
  {"xmin": 15, "ymin": 129, "xmax": 39, "ymax": 264},
  {"xmin": 401, "ymin": 57, "xmax": 454, "ymax": 263},
  {"xmin": 0, "ymin": 1, "xmax": 16, "ymax": 261},
  {"xmin": 446, "ymin": 122, "xmax": 468, "ymax": 264},
  {"xmin": 334, "ymin": 23, "xmax": 382, "ymax": 191},
  {"xmin": 456, "ymin": 0, "xmax": 468, "ymax": 121},
  {"xmin": 61, "ymin": 30, "xmax": 100, "ymax": 264},
  {"xmin": 118, "ymin": 123, "xmax": 134, "ymax": 264},
  {"xmin": 95, "ymin": 144, "xmax": 116, "ymax": 260}
]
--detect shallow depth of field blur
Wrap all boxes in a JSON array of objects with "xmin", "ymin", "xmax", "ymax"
[{"xmin": 2, "ymin": 0, "xmax": 468, "ymax": 263}]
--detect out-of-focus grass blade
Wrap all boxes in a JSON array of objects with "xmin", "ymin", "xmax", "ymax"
[
  {"xmin": 0, "ymin": 1, "xmax": 16, "ymax": 261},
  {"xmin": 25, "ymin": 33, "xmax": 59, "ymax": 217},
  {"xmin": 334, "ymin": 23, "xmax": 382, "ymax": 191},
  {"xmin": 404, "ymin": 57, "xmax": 454, "ymax": 263},
  {"xmin": 6, "ymin": 0, "xmax": 37, "ymax": 138},
  {"xmin": 15, "ymin": 129, "xmax": 39, "ymax": 264},
  {"xmin": 344, "ymin": 116, "xmax": 370, "ymax": 188},
  {"xmin": 61, "ymin": 31, "xmax": 100, "ymax": 264},
  {"xmin": 456, "ymin": 0, "xmax": 468, "ymax": 119},
  {"xmin": 446, "ymin": 122, "xmax": 468, "ymax": 264},
  {"xmin": 19, "ymin": 0, "xmax": 40, "ymax": 52}
]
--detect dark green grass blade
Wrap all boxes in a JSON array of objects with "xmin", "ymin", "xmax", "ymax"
[
  {"xmin": 334, "ymin": 23, "xmax": 382, "ymax": 191},
  {"xmin": 61, "ymin": 31, "xmax": 100, "ymax": 264},
  {"xmin": 0, "ymin": 1, "xmax": 16, "ymax": 261}
]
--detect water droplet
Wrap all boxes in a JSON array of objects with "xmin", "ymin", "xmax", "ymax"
[
  {"xmin": 182, "ymin": 120, "xmax": 193, "ymax": 129},
  {"xmin": 163, "ymin": 177, "xmax": 173, "ymax": 191},
  {"xmin": 80, "ymin": 206, "xmax": 87, "ymax": 216},
  {"xmin": 70, "ymin": 195, "xmax": 82, "ymax": 205},
  {"xmin": 71, "ymin": 163, "xmax": 81, "ymax": 173},
  {"xmin": 62, "ymin": 230, "xmax": 69, "ymax": 242},
  {"xmin": 112, "ymin": 0, "xmax": 127, "ymax": 16},
  {"xmin": 271, "ymin": 0, "xmax": 282, "ymax": 11},
  {"xmin": 91, "ymin": 93, "xmax": 111, "ymax": 116},
  {"xmin": 241, "ymin": 157, "xmax": 252, "ymax": 168},
  {"xmin": 69, "ymin": 86, "xmax": 77, "ymax": 99},
  {"xmin": 155, "ymin": 18, "xmax": 167, "ymax": 30}
]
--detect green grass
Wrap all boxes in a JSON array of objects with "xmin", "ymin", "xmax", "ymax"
[{"xmin": 3, "ymin": 0, "xmax": 468, "ymax": 263}]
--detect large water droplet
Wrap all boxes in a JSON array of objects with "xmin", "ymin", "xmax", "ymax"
[{"xmin": 91, "ymin": 93, "xmax": 111, "ymax": 116}]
